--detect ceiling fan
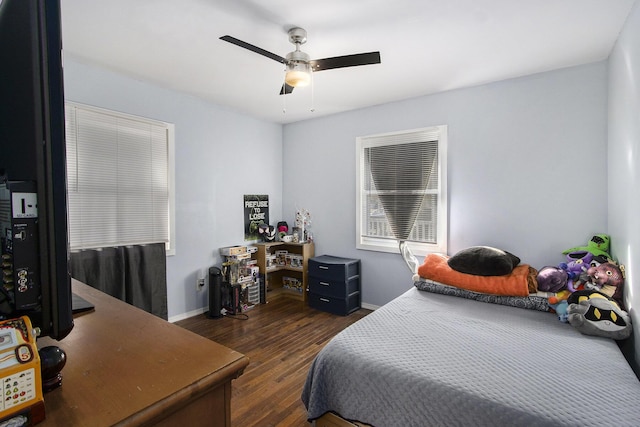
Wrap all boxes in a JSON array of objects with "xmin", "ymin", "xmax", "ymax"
[{"xmin": 220, "ymin": 27, "xmax": 381, "ymax": 95}]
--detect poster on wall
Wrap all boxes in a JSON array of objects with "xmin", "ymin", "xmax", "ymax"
[{"xmin": 244, "ymin": 194, "xmax": 269, "ymax": 241}]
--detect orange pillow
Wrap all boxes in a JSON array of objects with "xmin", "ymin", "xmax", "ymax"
[{"xmin": 417, "ymin": 253, "xmax": 532, "ymax": 297}]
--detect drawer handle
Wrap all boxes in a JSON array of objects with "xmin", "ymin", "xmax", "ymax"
[
  {"xmin": 320, "ymin": 298, "xmax": 330, "ymax": 303},
  {"xmin": 319, "ymin": 265, "xmax": 329, "ymax": 270},
  {"xmin": 320, "ymin": 281, "xmax": 330, "ymax": 286}
]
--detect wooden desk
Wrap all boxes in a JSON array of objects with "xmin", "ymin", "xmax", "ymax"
[{"xmin": 37, "ymin": 280, "xmax": 248, "ymax": 426}]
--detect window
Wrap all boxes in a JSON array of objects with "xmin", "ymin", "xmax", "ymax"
[
  {"xmin": 64, "ymin": 102, "xmax": 175, "ymax": 255},
  {"xmin": 356, "ymin": 126, "xmax": 447, "ymax": 256}
]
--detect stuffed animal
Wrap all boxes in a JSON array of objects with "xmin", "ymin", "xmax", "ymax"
[
  {"xmin": 584, "ymin": 262, "xmax": 625, "ymax": 309},
  {"xmin": 552, "ymin": 289, "xmax": 571, "ymax": 301},
  {"xmin": 537, "ymin": 266, "xmax": 568, "ymax": 293},
  {"xmin": 588, "ymin": 254, "xmax": 610, "ymax": 269},
  {"xmin": 567, "ymin": 290, "xmax": 632, "ymax": 340},
  {"xmin": 578, "ymin": 254, "xmax": 609, "ymax": 285},
  {"xmin": 548, "ymin": 296, "xmax": 569, "ymax": 322},
  {"xmin": 546, "ymin": 289, "xmax": 571, "ymax": 322},
  {"xmin": 563, "ymin": 234, "xmax": 612, "ymax": 259},
  {"xmin": 559, "ymin": 251, "xmax": 592, "ymax": 292}
]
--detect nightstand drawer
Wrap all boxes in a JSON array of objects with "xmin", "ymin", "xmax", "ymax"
[
  {"xmin": 308, "ymin": 292, "xmax": 361, "ymax": 316},
  {"xmin": 309, "ymin": 276, "xmax": 360, "ymax": 298},
  {"xmin": 308, "ymin": 255, "xmax": 360, "ymax": 281}
]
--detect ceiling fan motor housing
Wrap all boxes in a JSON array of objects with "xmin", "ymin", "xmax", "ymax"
[
  {"xmin": 286, "ymin": 50, "xmax": 309, "ymax": 64},
  {"xmin": 288, "ymin": 27, "xmax": 307, "ymax": 45}
]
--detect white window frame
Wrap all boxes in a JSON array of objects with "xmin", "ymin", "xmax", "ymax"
[
  {"xmin": 356, "ymin": 125, "xmax": 448, "ymax": 257},
  {"xmin": 64, "ymin": 102, "xmax": 176, "ymax": 256}
]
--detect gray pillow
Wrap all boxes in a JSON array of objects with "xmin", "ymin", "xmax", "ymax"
[{"xmin": 447, "ymin": 246, "xmax": 521, "ymax": 276}]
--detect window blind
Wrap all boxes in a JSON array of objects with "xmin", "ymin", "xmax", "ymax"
[
  {"xmin": 365, "ymin": 140, "xmax": 437, "ymax": 240},
  {"xmin": 65, "ymin": 103, "xmax": 170, "ymax": 250},
  {"xmin": 360, "ymin": 128, "xmax": 439, "ymax": 242}
]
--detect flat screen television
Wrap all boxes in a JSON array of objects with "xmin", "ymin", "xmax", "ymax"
[{"xmin": 0, "ymin": 0, "xmax": 74, "ymax": 340}]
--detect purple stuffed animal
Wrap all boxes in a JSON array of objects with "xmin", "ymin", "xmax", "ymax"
[
  {"xmin": 536, "ymin": 266, "xmax": 568, "ymax": 293},
  {"xmin": 559, "ymin": 251, "xmax": 593, "ymax": 292}
]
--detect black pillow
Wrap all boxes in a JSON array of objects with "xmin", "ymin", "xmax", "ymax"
[{"xmin": 447, "ymin": 246, "xmax": 521, "ymax": 276}]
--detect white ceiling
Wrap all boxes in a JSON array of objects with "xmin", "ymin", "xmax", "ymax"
[{"xmin": 59, "ymin": 0, "xmax": 636, "ymax": 124}]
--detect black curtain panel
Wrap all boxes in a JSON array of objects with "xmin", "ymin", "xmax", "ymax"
[{"xmin": 70, "ymin": 243, "xmax": 168, "ymax": 320}]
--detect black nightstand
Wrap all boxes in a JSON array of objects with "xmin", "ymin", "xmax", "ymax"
[{"xmin": 307, "ymin": 255, "xmax": 361, "ymax": 315}]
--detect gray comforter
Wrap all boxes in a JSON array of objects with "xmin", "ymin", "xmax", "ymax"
[{"xmin": 302, "ymin": 287, "xmax": 640, "ymax": 426}]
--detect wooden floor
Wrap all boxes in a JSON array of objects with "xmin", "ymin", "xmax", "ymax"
[{"xmin": 174, "ymin": 295, "xmax": 371, "ymax": 427}]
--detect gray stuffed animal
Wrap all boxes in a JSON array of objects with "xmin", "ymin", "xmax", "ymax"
[{"xmin": 567, "ymin": 295, "xmax": 632, "ymax": 340}]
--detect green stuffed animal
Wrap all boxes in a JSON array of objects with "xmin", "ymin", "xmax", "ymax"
[{"xmin": 566, "ymin": 290, "xmax": 632, "ymax": 340}]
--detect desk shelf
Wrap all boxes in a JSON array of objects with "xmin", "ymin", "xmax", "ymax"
[{"xmin": 252, "ymin": 242, "xmax": 314, "ymax": 304}]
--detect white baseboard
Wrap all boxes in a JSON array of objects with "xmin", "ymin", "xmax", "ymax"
[
  {"xmin": 361, "ymin": 302, "xmax": 379, "ymax": 310},
  {"xmin": 169, "ymin": 306, "xmax": 207, "ymax": 323}
]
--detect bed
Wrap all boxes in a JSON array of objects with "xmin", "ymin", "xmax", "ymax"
[{"xmin": 302, "ymin": 280, "xmax": 640, "ymax": 426}]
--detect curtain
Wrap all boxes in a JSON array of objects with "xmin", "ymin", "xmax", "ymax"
[{"xmin": 70, "ymin": 243, "xmax": 168, "ymax": 319}]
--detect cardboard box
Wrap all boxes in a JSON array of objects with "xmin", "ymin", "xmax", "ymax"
[{"xmin": 220, "ymin": 245, "xmax": 247, "ymax": 256}]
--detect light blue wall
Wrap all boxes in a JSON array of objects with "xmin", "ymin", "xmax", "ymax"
[
  {"xmin": 608, "ymin": 0, "xmax": 640, "ymax": 372},
  {"xmin": 283, "ymin": 62, "xmax": 609, "ymax": 307},
  {"xmin": 63, "ymin": 57, "xmax": 283, "ymax": 320},
  {"xmin": 64, "ymin": 56, "xmax": 613, "ymax": 319}
]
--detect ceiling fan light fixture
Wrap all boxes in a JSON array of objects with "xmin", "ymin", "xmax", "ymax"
[
  {"xmin": 285, "ymin": 62, "xmax": 311, "ymax": 87},
  {"xmin": 285, "ymin": 50, "xmax": 311, "ymax": 88}
]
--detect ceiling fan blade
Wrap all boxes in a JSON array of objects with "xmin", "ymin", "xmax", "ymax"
[
  {"xmin": 279, "ymin": 83, "xmax": 295, "ymax": 95},
  {"xmin": 311, "ymin": 51, "xmax": 381, "ymax": 72},
  {"xmin": 220, "ymin": 35, "xmax": 286, "ymax": 64}
]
